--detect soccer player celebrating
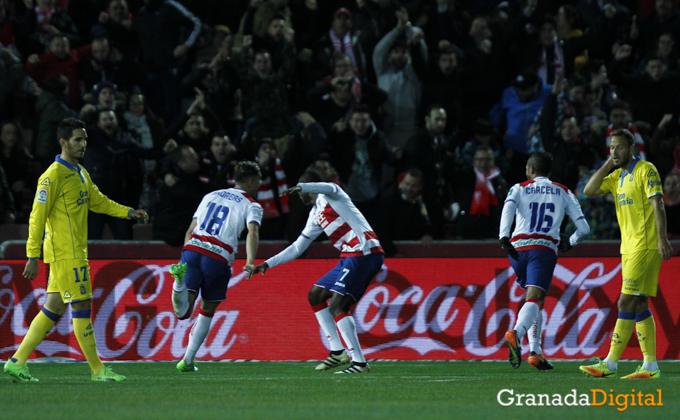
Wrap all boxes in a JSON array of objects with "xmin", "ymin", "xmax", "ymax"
[
  {"xmin": 4, "ymin": 118, "xmax": 149, "ymax": 382},
  {"xmin": 579, "ymin": 129, "xmax": 673, "ymax": 379},
  {"xmin": 499, "ymin": 151, "xmax": 590, "ymax": 370},
  {"xmin": 169, "ymin": 161, "xmax": 263, "ymax": 372},
  {"xmin": 247, "ymin": 170, "xmax": 384, "ymax": 373}
]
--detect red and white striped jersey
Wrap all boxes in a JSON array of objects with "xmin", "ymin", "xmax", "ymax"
[
  {"xmin": 499, "ymin": 177, "xmax": 589, "ymax": 254},
  {"xmin": 183, "ymin": 188, "xmax": 263, "ymax": 265},
  {"xmin": 606, "ymin": 123, "xmax": 646, "ymax": 160}
]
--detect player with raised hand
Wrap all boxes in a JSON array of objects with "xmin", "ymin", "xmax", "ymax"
[
  {"xmin": 4, "ymin": 118, "xmax": 149, "ymax": 383},
  {"xmin": 169, "ymin": 161, "xmax": 263, "ymax": 373},
  {"xmin": 247, "ymin": 170, "xmax": 384, "ymax": 373},
  {"xmin": 499, "ymin": 151, "xmax": 590, "ymax": 370}
]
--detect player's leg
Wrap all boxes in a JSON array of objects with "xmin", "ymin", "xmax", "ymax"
[
  {"xmin": 179, "ymin": 300, "xmax": 220, "ymax": 372},
  {"xmin": 329, "ymin": 294, "xmax": 368, "ymax": 372},
  {"xmin": 171, "ymin": 253, "xmax": 191, "ymax": 318},
  {"xmin": 527, "ymin": 308, "xmax": 553, "ymax": 370},
  {"xmin": 311, "ymin": 267, "xmax": 350, "ymax": 371},
  {"xmin": 4, "ymin": 292, "xmax": 66, "ymax": 382}
]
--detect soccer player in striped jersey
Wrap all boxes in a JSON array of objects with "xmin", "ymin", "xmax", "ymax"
[
  {"xmin": 499, "ymin": 151, "xmax": 590, "ymax": 370},
  {"xmin": 4, "ymin": 118, "xmax": 149, "ymax": 382},
  {"xmin": 247, "ymin": 170, "xmax": 384, "ymax": 373},
  {"xmin": 170, "ymin": 161, "xmax": 263, "ymax": 372},
  {"xmin": 580, "ymin": 129, "xmax": 673, "ymax": 379}
]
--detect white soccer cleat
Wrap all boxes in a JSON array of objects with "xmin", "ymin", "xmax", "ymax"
[
  {"xmin": 315, "ymin": 350, "xmax": 350, "ymax": 371},
  {"xmin": 334, "ymin": 362, "xmax": 370, "ymax": 374}
]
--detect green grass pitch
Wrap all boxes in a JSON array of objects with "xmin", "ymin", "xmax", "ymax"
[{"xmin": 0, "ymin": 360, "xmax": 676, "ymax": 420}]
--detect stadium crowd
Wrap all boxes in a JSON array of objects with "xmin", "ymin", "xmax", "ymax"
[{"xmin": 1, "ymin": 0, "xmax": 680, "ymax": 253}]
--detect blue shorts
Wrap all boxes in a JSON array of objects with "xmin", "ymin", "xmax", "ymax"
[
  {"xmin": 315, "ymin": 253, "xmax": 384, "ymax": 301},
  {"xmin": 509, "ymin": 249, "xmax": 557, "ymax": 293},
  {"xmin": 180, "ymin": 250, "xmax": 232, "ymax": 302}
]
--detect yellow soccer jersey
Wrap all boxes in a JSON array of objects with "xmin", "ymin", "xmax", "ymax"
[
  {"xmin": 601, "ymin": 157, "xmax": 663, "ymax": 254},
  {"xmin": 27, "ymin": 156, "xmax": 133, "ymax": 263}
]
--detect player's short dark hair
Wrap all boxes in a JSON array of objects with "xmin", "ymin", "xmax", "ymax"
[
  {"xmin": 610, "ymin": 128, "xmax": 635, "ymax": 146},
  {"xmin": 234, "ymin": 161, "xmax": 262, "ymax": 184},
  {"xmin": 610, "ymin": 100, "xmax": 631, "ymax": 113},
  {"xmin": 350, "ymin": 104, "xmax": 370, "ymax": 116},
  {"xmin": 527, "ymin": 151, "xmax": 553, "ymax": 176},
  {"xmin": 57, "ymin": 118, "xmax": 86, "ymax": 142},
  {"xmin": 475, "ymin": 144, "xmax": 494, "ymax": 154},
  {"xmin": 426, "ymin": 104, "xmax": 445, "ymax": 117},
  {"xmin": 404, "ymin": 167, "xmax": 424, "ymax": 181},
  {"xmin": 299, "ymin": 170, "xmax": 324, "ymax": 183}
]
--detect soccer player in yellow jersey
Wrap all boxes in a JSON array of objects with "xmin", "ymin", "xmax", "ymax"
[
  {"xmin": 580, "ymin": 128, "xmax": 673, "ymax": 379},
  {"xmin": 3, "ymin": 118, "xmax": 149, "ymax": 382}
]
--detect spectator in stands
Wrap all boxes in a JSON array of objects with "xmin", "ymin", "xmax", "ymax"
[
  {"xmin": 0, "ymin": 0, "xmax": 20, "ymax": 54},
  {"xmin": 0, "ymin": 162, "xmax": 15, "ymax": 223},
  {"xmin": 452, "ymin": 145, "xmax": 507, "ymax": 239},
  {"xmin": 310, "ymin": 153, "xmax": 343, "ymax": 188},
  {"xmin": 329, "ymin": 104, "xmax": 399, "ymax": 223},
  {"xmin": 608, "ymin": 45, "xmax": 680, "ymax": 128},
  {"xmin": 419, "ymin": 0, "xmax": 467, "ymax": 51},
  {"xmin": 306, "ymin": 74, "xmax": 356, "ymax": 136},
  {"xmin": 421, "ymin": 43, "xmax": 461, "ymax": 134},
  {"xmin": 234, "ymin": 33, "xmax": 295, "ymax": 139},
  {"xmin": 251, "ymin": 138, "xmax": 288, "ymax": 239},
  {"xmin": 17, "ymin": 0, "xmax": 81, "ymax": 57},
  {"xmin": 166, "ymin": 89, "xmax": 221, "ymax": 155},
  {"xmin": 372, "ymin": 7, "xmax": 428, "ymax": 149},
  {"xmin": 314, "ymin": 7, "xmax": 366, "ymax": 81},
  {"xmin": 78, "ymin": 36, "xmax": 142, "ymax": 93},
  {"xmin": 34, "ymin": 74, "xmax": 78, "ymax": 167},
  {"xmin": 25, "ymin": 35, "xmax": 90, "ymax": 109},
  {"xmin": 0, "ymin": 47, "xmax": 38, "ymax": 119},
  {"xmin": 68, "ymin": 0, "xmax": 107, "ymax": 43},
  {"xmin": 94, "ymin": 0, "xmax": 137, "ymax": 59},
  {"xmin": 663, "ymin": 172, "xmax": 680, "ymax": 237},
  {"xmin": 603, "ymin": 100, "xmax": 647, "ymax": 160},
  {"xmin": 649, "ymin": 113, "xmax": 680, "ymax": 177},
  {"xmin": 234, "ymin": 0, "xmax": 292, "ymax": 51},
  {"xmin": 490, "ymin": 68, "xmax": 552, "ymax": 186},
  {"xmin": 631, "ymin": 0, "xmax": 680, "ymax": 56},
  {"xmin": 282, "ymin": 111, "xmax": 328, "ymax": 186},
  {"xmin": 133, "ymin": 0, "xmax": 202, "ymax": 121},
  {"xmin": 457, "ymin": 118, "xmax": 507, "ymax": 173},
  {"xmin": 83, "ymin": 109, "xmax": 175, "ymax": 239},
  {"xmin": 583, "ymin": 59, "xmax": 617, "ymax": 116},
  {"xmin": 0, "ymin": 120, "xmax": 39, "ymax": 223},
  {"xmin": 200, "ymin": 132, "xmax": 237, "ymax": 191},
  {"xmin": 642, "ymin": 33, "xmax": 680, "ymax": 72},
  {"xmin": 154, "ymin": 145, "xmax": 208, "ymax": 246},
  {"xmin": 378, "ymin": 168, "xmax": 433, "ymax": 256}
]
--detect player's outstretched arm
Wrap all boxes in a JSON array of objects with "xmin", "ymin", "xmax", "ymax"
[
  {"xmin": 130, "ymin": 209, "xmax": 149, "ymax": 223},
  {"xmin": 23, "ymin": 259, "xmax": 39, "ymax": 280}
]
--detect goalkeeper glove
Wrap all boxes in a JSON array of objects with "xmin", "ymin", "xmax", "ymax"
[
  {"xmin": 499, "ymin": 237, "xmax": 519, "ymax": 259},
  {"xmin": 558, "ymin": 233, "xmax": 573, "ymax": 252}
]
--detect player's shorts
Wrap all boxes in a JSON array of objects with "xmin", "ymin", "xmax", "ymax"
[
  {"xmin": 315, "ymin": 253, "xmax": 384, "ymax": 302},
  {"xmin": 509, "ymin": 249, "xmax": 557, "ymax": 293},
  {"xmin": 46, "ymin": 259, "xmax": 92, "ymax": 303},
  {"xmin": 181, "ymin": 250, "xmax": 232, "ymax": 302},
  {"xmin": 621, "ymin": 250, "xmax": 662, "ymax": 297}
]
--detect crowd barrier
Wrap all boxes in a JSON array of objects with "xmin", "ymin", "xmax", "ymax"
[{"xmin": 1, "ymin": 257, "xmax": 679, "ymax": 361}]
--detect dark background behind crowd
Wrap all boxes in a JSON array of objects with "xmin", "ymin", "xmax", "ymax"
[{"xmin": 1, "ymin": 0, "xmax": 680, "ymax": 255}]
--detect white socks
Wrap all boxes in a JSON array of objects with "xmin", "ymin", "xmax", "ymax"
[
  {"xmin": 183, "ymin": 311, "xmax": 214, "ymax": 365},
  {"xmin": 313, "ymin": 304, "xmax": 344, "ymax": 352},
  {"xmin": 514, "ymin": 300, "xmax": 539, "ymax": 341},
  {"xmin": 528, "ymin": 309, "xmax": 543, "ymax": 354},
  {"xmin": 172, "ymin": 280, "xmax": 189, "ymax": 318},
  {"xmin": 335, "ymin": 313, "xmax": 365, "ymax": 363}
]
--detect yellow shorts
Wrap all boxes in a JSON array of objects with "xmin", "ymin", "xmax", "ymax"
[
  {"xmin": 621, "ymin": 250, "xmax": 662, "ymax": 297},
  {"xmin": 46, "ymin": 259, "xmax": 92, "ymax": 303}
]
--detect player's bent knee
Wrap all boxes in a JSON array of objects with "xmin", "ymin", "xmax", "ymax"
[{"xmin": 71, "ymin": 299, "xmax": 92, "ymax": 311}]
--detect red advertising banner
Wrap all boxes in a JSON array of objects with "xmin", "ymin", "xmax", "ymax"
[{"xmin": 1, "ymin": 258, "xmax": 679, "ymax": 361}]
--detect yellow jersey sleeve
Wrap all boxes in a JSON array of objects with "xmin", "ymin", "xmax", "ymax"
[
  {"xmin": 642, "ymin": 163, "xmax": 663, "ymax": 198},
  {"xmin": 600, "ymin": 170, "xmax": 618, "ymax": 195},
  {"xmin": 83, "ymin": 167, "xmax": 132, "ymax": 219},
  {"xmin": 26, "ymin": 167, "xmax": 60, "ymax": 259}
]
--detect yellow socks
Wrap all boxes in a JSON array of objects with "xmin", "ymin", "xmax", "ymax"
[
  {"xmin": 72, "ymin": 309, "xmax": 104, "ymax": 376},
  {"xmin": 605, "ymin": 311, "xmax": 635, "ymax": 364},
  {"xmin": 11, "ymin": 306, "xmax": 61, "ymax": 365},
  {"xmin": 636, "ymin": 309, "xmax": 657, "ymax": 364}
]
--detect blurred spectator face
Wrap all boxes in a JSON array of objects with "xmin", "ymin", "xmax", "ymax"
[
  {"xmin": 333, "ymin": 56, "xmax": 354, "ymax": 77},
  {"xmin": 425, "ymin": 108, "xmax": 447, "ymax": 135},
  {"xmin": 179, "ymin": 147, "xmax": 200, "ymax": 174},
  {"xmin": 108, "ymin": 0, "xmax": 128, "ymax": 22},
  {"xmin": 38, "ymin": 0, "xmax": 56, "ymax": 10},
  {"xmin": 473, "ymin": 150, "xmax": 494, "ymax": 175},
  {"xmin": 253, "ymin": 52, "xmax": 272, "ymax": 78},
  {"xmin": 91, "ymin": 38, "xmax": 110, "ymax": 63},
  {"xmin": 184, "ymin": 115, "xmax": 205, "ymax": 140},
  {"xmin": 516, "ymin": 83, "xmax": 539, "ymax": 103},
  {"xmin": 267, "ymin": 18, "xmax": 285, "ymax": 43},
  {"xmin": 210, "ymin": 135, "xmax": 235, "ymax": 164},
  {"xmin": 50, "ymin": 36, "xmax": 69, "ymax": 59},
  {"xmin": 658, "ymin": 33, "xmax": 674, "ymax": 57},
  {"xmin": 656, "ymin": 0, "xmax": 673, "ymax": 19},
  {"xmin": 97, "ymin": 111, "xmax": 118, "ymax": 136},
  {"xmin": 438, "ymin": 52, "xmax": 457, "ymax": 75},
  {"xmin": 665, "ymin": 174, "xmax": 680, "ymax": 201},
  {"xmin": 569, "ymin": 85, "xmax": 585, "ymax": 102},
  {"xmin": 539, "ymin": 22, "xmax": 556, "ymax": 47},
  {"xmin": 609, "ymin": 136, "xmax": 634, "ymax": 168},
  {"xmin": 399, "ymin": 173, "xmax": 423, "ymax": 201},
  {"xmin": 213, "ymin": 30, "xmax": 230, "ymax": 49},
  {"xmin": 389, "ymin": 46, "xmax": 409, "ymax": 69},
  {"xmin": 98, "ymin": 87, "xmax": 115, "ymax": 109},
  {"xmin": 332, "ymin": 14, "xmax": 352, "ymax": 37},
  {"xmin": 609, "ymin": 107, "xmax": 631, "ymax": 128},
  {"xmin": 128, "ymin": 94, "xmax": 145, "ymax": 117},
  {"xmin": 0, "ymin": 122, "xmax": 19, "ymax": 150},
  {"xmin": 560, "ymin": 117, "xmax": 580, "ymax": 143},
  {"xmin": 646, "ymin": 58, "xmax": 666, "ymax": 81},
  {"xmin": 258, "ymin": 141, "xmax": 275, "ymax": 162},
  {"xmin": 590, "ymin": 65, "xmax": 609, "ymax": 87},
  {"xmin": 350, "ymin": 111, "xmax": 371, "ymax": 137},
  {"xmin": 469, "ymin": 17, "xmax": 491, "ymax": 41},
  {"xmin": 331, "ymin": 80, "xmax": 352, "ymax": 103},
  {"xmin": 313, "ymin": 160, "xmax": 332, "ymax": 181}
]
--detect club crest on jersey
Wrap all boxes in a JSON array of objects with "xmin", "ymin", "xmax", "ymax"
[
  {"xmin": 40, "ymin": 177, "xmax": 51, "ymax": 186},
  {"xmin": 37, "ymin": 188, "xmax": 48, "ymax": 204},
  {"xmin": 80, "ymin": 284, "xmax": 86, "ymax": 295},
  {"xmin": 64, "ymin": 291, "xmax": 72, "ymax": 299}
]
